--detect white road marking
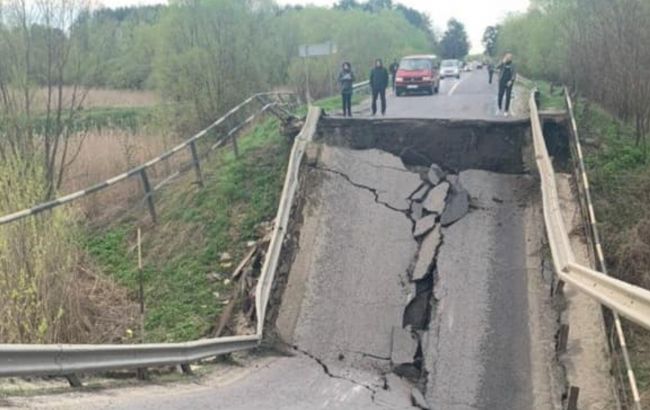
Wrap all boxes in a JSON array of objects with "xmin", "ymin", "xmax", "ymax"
[{"xmin": 448, "ymin": 79, "xmax": 463, "ymax": 96}]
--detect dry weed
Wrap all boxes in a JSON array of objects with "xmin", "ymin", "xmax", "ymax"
[
  {"xmin": 32, "ymin": 87, "xmax": 159, "ymax": 112},
  {"xmin": 60, "ymin": 128, "xmax": 188, "ymax": 222}
]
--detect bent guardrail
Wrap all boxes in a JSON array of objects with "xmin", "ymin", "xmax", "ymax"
[
  {"xmin": 0, "ymin": 106, "xmax": 321, "ymax": 379},
  {"xmin": 0, "ymin": 92, "xmax": 298, "ymax": 226},
  {"xmin": 529, "ymin": 90, "xmax": 650, "ymax": 331}
]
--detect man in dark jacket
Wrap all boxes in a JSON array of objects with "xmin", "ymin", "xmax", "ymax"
[
  {"xmin": 370, "ymin": 59, "xmax": 389, "ymax": 116},
  {"xmin": 497, "ymin": 53, "xmax": 516, "ymax": 116}
]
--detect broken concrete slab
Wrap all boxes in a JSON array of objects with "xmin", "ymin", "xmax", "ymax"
[
  {"xmin": 411, "ymin": 388, "xmax": 431, "ymax": 410},
  {"xmin": 440, "ymin": 188, "xmax": 469, "ymax": 227},
  {"xmin": 278, "ymin": 163, "xmax": 418, "ymax": 369},
  {"xmin": 373, "ymin": 373, "xmax": 415, "ymax": 409},
  {"xmin": 391, "ymin": 326, "xmax": 418, "ymax": 365},
  {"xmin": 412, "ymin": 225, "xmax": 442, "ymax": 281},
  {"xmin": 426, "ymin": 164, "xmax": 446, "ymax": 186},
  {"xmin": 411, "ymin": 184, "xmax": 430, "ymax": 202},
  {"xmin": 413, "ymin": 215, "xmax": 437, "ymax": 238},
  {"xmin": 423, "ymin": 182, "xmax": 449, "ymax": 215},
  {"xmin": 411, "ymin": 202, "xmax": 424, "ymax": 221},
  {"xmin": 318, "ymin": 146, "xmax": 422, "ymax": 211}
]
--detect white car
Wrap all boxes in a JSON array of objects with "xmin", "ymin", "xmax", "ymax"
[{"xmin": 440, "ymin": 59, "xmax": 461, "ymax": 79}]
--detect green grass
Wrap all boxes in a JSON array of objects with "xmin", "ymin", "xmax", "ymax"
[
  {"xmin": 574, "ymin": 99, "xmax": 650, "ymax": 402},
  {"xmin": 517, "ymin": 77, "xmax": 565, "ymax": 111},
  {"xmin": 86, "ymin": 118, "xmax": 291, "ymax": 342},
  {"xmin": 313, "ymin": 93, "xmax": 365, "ymax": 113},
  {"xmin": 534, "ymin": 80, "xmax": 565, "ymax": 111}
]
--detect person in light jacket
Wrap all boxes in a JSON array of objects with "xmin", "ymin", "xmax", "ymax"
[{"xmin": 338, "ymin": 62, "xmax": 355, "ymax": 117}]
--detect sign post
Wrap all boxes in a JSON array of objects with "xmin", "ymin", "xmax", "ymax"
[{"xmin": 299, "ymin": 41, "xmax": 337, "ymax": 104}]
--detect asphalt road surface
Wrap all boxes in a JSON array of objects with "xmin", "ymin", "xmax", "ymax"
[
  {"xmin": 14, "ymin": 68, "xmax": 561, "ymax": 410},
  {"xmin": 358, "ymin": 68, "xmax": 527, "ymax": 120}
]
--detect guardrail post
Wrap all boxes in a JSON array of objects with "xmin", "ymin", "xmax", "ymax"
[
  {"xmin": 565, "ymin": 386, "xmax": 579, "ymax": 410},
  {"xmin": 139, "ymin": 169, "xmax": 157, "ymax": 223},
  {"xmin": 180, "ymin": 363, "xmax": 193, "ymax": 375},
  {"xmin": 189, "ymin": 141, "xmax": 204, "ymax": 188},
  {"xmin": 557, "ymin": 324, "xmax": 570, "ymax": 353},
  {"xmin": 231, "ymin": 132, "xmax": 240, "ymax": 159},
  {"xmin": 65, "ymin": 374, "xmax": 82, "ymax": 388}
]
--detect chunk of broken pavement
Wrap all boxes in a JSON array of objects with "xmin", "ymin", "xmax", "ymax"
[
  {"xmin": 391, "ymin": 326, "xmax": 418, "ymax": 365},
  {"xmin": 411, "ymin": 202, "xmax": 424, "ymax": 221},
  {"xmin": 426, "ymin": 164, "xmax": 446, "ymax": 186},
  {"xmin": 411, "ymin": 388, "xmax": 431, "ymax": 410},
  {"xmin": 440, "ymin": 188, "xmax": 469, "ymax": 227},
  {"xmin": 412, "ymin": 225, "xmax": 441, "ymax": 281},
  {"xmin": 413, "ymin": 214, "xmax": 436, "ymax": 238},
  {"xmin": 411, "ymin": 184, "xmax": 430, "ymax": 202},
  {"xmin": 423, "ymin": 182, "xmax": 449, "ymax": 214}
]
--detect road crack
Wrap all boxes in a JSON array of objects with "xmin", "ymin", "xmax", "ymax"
[
  {"xmin": 291, "ymin": 345, "xmax": 377, "ymax": 394},
  {"xmin": 310, "ymin": 164, "xmax": 411, "ymax": 216}
]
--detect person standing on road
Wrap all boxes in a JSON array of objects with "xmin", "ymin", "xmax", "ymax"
[
  {"xmin": 370, "ymin": 59, "xmax": 389, "ymax": 116},
  {"xmin": 389, "ymin": 59, "xmax": 399, "ymax": 90},
  {"xmin": 497, "ymin": 53, "xmax": 517, "ymax": 116},
  {"xmin": 338, "ymin": 62, "xmax": 355, "ymax": 117},
  {"xmin": 487, "ymin": 62, "xmax": 495, "ymax": 84}
]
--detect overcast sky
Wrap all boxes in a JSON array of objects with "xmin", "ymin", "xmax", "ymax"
[
  {"xmin": 276, "ymin": 0, "xmax": 530, "ymax": 53},
  {"xmin": 97, "ymin": 0, "xmax": 530, "ymax": 54}
]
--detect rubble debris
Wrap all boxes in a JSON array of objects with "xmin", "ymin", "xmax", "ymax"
[
  {"xmin": 411, "ymin": 388, "xmax": 431, "ymax": 410},
  {"xmin": 413, "ymin": 215, "xmax": 437, "ymax": 238},
  {"xmin": 391, "ymin": 326, "xmax": 419, "ymax": 365},
  {"xmin": 412, "ymin": 226, "xmax": 441, "ymax": 281},
  {"xmin": 411, "ymin": 184, "xmax": 430, "ymax": 202},
  {"xmin": 423, "ymin": 182, "xmax": 449, "ymax": 215},
  {"xmin": 411, "ymin": 202, "xmax": 424, "ymax": 221},
  {"xmin": 440, "ymin": 188, "xmax": 470, "ymax": 227},
  {"xmin": 426, "ymin": 164, "xmax": 446, "ymax": 186}
]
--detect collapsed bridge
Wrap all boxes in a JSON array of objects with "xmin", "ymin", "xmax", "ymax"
[{"xmin": 266, "ymin": 115, "xmax": 561, "ymax": 409}]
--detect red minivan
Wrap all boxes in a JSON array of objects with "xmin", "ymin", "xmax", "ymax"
[{"xmin": 395, "ymin": 54, "xmax": 440, "ymax": 96}]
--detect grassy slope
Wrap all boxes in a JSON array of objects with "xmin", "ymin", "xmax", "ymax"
[
  {"xmin": 572, "ymin": 100, "xmax": 650, "ymax": 402},
  {"xmin": 86, "ymin": 118, "xmax": 290, "ymax": 342}
]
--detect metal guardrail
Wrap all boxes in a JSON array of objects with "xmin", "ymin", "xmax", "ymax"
[
  {"xmin": 0, "ymin": 92, "xmax": 298, "ymax": 226},
  {"xmin": 564, "ymin": 91, "xmax": 642, "ymax": 410},
  {"xmin": 529, "ymin": 90, "xmax": 650, "ymax": 330},
  {"xmin": 352, "ymin": 80, "xmax": 370, "ymax": 92},
  {"xmin": 0, "ymin": 105, "xmax": 322, "ymax": 378}
]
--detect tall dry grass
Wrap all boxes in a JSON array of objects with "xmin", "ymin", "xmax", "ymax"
[
  {"xmin": 31, "ymin": 87, "xmax": 160, "ymax": 112},
  {"xmin": 60, "ymin": 127, "xmax": 188, "ymax": 223},
  {"xmin": 0, "ymin": 155, "xmax": 136, "ymax": 343}
]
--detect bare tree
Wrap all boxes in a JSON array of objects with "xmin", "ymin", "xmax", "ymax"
[{"xmin": 0, "ymin": 0, "xmax": 97, "ymax": 198}]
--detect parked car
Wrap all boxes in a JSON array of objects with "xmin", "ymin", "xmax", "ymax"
[
  {"xmin": 440, "ymin": 59, "xmax": 461, "ymax": 79},
  {"xmin": 395, "ymin": 54, "xmax": 441, "ymax": 96}
]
